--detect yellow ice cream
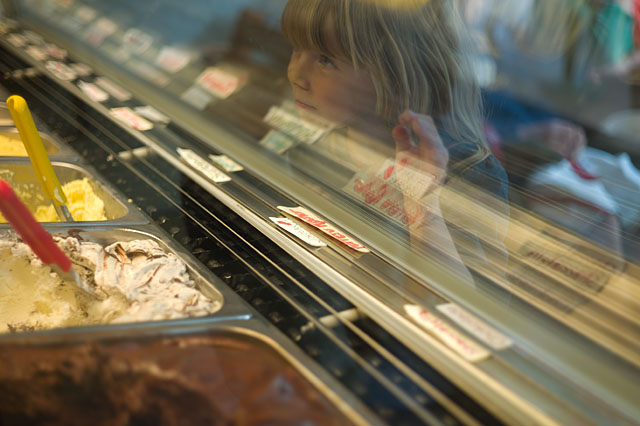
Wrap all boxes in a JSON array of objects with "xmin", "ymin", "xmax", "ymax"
[
  {"xmin": 34, "ymin": 178, "xmax": 107, "ymax": 222},
  {"xmin": 0, "ymin": 133, "xmax": 28, "ymax": 156}
]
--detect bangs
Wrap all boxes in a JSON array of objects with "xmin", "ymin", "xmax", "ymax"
[{"xmin": 281, "ymin": 0, "xmax": 349, "ymax": 60}]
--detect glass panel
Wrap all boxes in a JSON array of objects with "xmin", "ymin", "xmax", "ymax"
[{"xmin": 4, "ymin": 0, "xmax": 640, "ymax": 422}]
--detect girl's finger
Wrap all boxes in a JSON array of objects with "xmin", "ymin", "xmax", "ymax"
[{"xmin": 392, "ymin": 124, "xmax": 413, "ymax": 152}]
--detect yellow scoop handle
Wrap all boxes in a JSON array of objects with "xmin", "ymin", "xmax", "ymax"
[{"xmin": 6, "ymin": 95, "xmax": 68, "ymax": 206}]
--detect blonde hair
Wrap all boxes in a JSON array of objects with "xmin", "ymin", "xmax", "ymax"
[{"xmin": 282, "ymin": 0, "xmax": 489, "ymax": 163}]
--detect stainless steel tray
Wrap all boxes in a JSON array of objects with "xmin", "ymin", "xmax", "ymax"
[
  {"xmin": 0, "ymin": 318, "xmax": 377, "ymax": 426},
  {"xmin": 0, "ymin": 103, "xmax": 13, "ymax": 127},
  {"xmin": 0, "ymin": 226, "xmax": 254, "ymax": 321},
  {"xmin": 0, "ymin": 127, "xmax": 78, "ymax": 159},
  {"xmin": 0, "ymin": 160, "xmax": 147, "ymax": 224}
]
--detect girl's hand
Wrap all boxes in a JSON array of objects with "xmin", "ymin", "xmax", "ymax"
[
  {"xmin": 391, "ymin": 110, "xmax": 448, "ymax": 202},
  {"xmin": 391, "ymin": 110, "xmax": 449, "ymax": 227}
]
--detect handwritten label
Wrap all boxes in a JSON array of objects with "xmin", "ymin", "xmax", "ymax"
[
  {"xmin": 436, "ymin": 303, "xmax": 513, "ymax": 350},
  {"xmin": 181, "ymin": 85, "xmax": 213, "ymax": 110},
  {"xmin": 264, "ymin": 106, "xmax": 329, "ymax": 144},
  {"xmin": 209, "ymin": 154, "xmax": 243, "ymax": 172},
  {"xmin": 110, "ymin": 107, "xmax": 153, "ymax": 131},
  {"xmin": 344, "ymin": 158, "xmax": 422, "ymax": 228},
  {"xmin": 134, "ymin": 106, "xmax": 170, "ymax": 125},
  {"xmin": 270, "ymin": 217, "xmax": 327, "ymax": 247},
  {"xmin": 277, "ymin": 206, "xmax": 370, "ymax": 253},
  {"xmin": 78, "ymin": 81, "xmax": 108, "ymax": 102},
  {"xmin": 95, "ymin": 77, "xmax": 132, "ymax": 101},
  {"xmin": 156, "ymin": 46, "xmax": 191, "ymax": 73},
  {"xmin": 404, "ymin": 305, "xmax": 490, "ymax": 363},
  {"xmin": 518, "ymin": 241, "xmax": 609, "ymax": 292},
  {"xmin": 196, "ymin": 66, "xmax": 245, "ymax": 99},
  {"xmin": 45, "ymin": 61, "xmax": 77, "ymax": 81},
  {"xmin": 122, "ymin": 28, "xmax": 153, "ymax": 55},
  {"xmin": 177, "ymin": 149, "xmax": 231, "ymax": 183}
]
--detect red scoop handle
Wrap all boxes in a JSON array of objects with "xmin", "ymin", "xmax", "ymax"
[{"xmin": 0, "ymin": 179, "xmax": 71, "ymax": 272}]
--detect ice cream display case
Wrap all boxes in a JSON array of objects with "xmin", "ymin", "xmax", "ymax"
[{"xmin": 0, "ymin": 0, "xmax": 639, "ymax": 425}]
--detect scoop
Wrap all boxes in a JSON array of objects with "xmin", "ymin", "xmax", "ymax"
[
  {"xmin": 0, "ymin": 179, "xmax": 97, "ymax": 297},
  {"xmin": 5, "ymin": 95, "xmax": 74, "ymax": 222}
]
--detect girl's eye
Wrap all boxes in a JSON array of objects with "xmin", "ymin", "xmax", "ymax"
[{"xmin": 318, "ymin": 55, "xmax": 336, "ymax": 68}]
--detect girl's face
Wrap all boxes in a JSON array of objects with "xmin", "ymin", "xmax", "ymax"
[{"xmin": 287, "ymin": 46, "xmax": 378, "ymax": 128}]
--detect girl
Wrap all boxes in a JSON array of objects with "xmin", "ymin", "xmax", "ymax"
[{"xmin": 282, "ymin": 0, "xmax": 510, "ymax": 280}]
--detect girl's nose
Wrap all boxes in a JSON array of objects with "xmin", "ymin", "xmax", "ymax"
[{"xmin": 288, "ymin": 51, "xmax": 311, "ymax": 90}]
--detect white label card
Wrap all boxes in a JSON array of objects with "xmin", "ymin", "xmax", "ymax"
[
  {"xmin": 209, "ymin": 155, "xmax": 243, "ymax": 172},
  {"xmin": 263, "ymin": 106, "xmax": 329, "ymax": 144},
  {"xmin": 45, "ymin": 61, "xmax": 77, "ymax": 81},
  {"xmin": 277, "ymin": 206, "xmax": 370, "ymax": 253},
  {"xmin": 78, "ymin": 81, "xmax": 108, "ymax": 102},
  {"xmin": 177, "ymin": 149, "xmax": 231, "ymax": 183},
  {"xmin": 134, "ymin": 106, "xmax": 170, "ymax": 125},
  {"xmin": 404, "ymin": 305, "xmax": 490, "ymax": 363},
  {"xmin": 156, "ymin": 46, "xmax": 191, "ymax": 73},
  {"xmin": 95, "ymin": 77, "xmax": 132, "ymax": 101},
  {"xmin": 196, "ymin": 66, "xmax": 246, "ymax": 99},
  {"xmin": 259, "ymin": 130, "xmax": 297, "ymax": 154},
  {"xmin": 270, "ymin": 217, "xmax": 327, "ymax": 248},
  {"xmin": 110, "ymin": 107, "xmax": 153, "ymax": 131},
  {"xmin": 84, "ymin": 18, "xmax": 117, "ymax": 46},
  {"xmin": 122, "ymin": 28, "xmax": 154, "ymax": 55},
  {"xmin": 44, "ymin": 43, "xmax": 67, "ymax": 60},
  {"xmin": 436, "ymin": 303, "xmax": 513, "ymax": 351}
]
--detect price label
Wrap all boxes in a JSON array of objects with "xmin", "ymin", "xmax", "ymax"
[
  {"xmin": 277, "ymin": 206, "xmax": 370, "ymax": 253},
  {"xmin": 177, "ymin": 149, "xmax": 231, "ymax": 183},
  {"xmin": 95, "ymin": 77, "xmax": 132, "ymax": 101},
  {"xmin": 209, "ymin": 154, "xmax": 243, "ymax": 172},
  {"xmin": 196, "ymin": 66, "xmax": 245, "ymax": 99},
  {"xmin": 270, "ymin": 217, "xmax": 327, "ymax": 247},
  {"xmin": 122, "ymin": 28, "xmax": 154, "ymax": 55},
  {"xmin": 110, "ymin": 107, "xmax": 153, "ymax": 131},
  {"xmin": 45, "ymin": 61, "xmax": 77, "ymax": 81},
  {"xmin": 405, "ymin": 305, "xmax": 490, "ymax": 362},
  {"xmin": 78, "ymin": 81, "xmax": 109, "ymax": 103},
  {"xmin": 156, "ymin": 46, "xmax": 191, "ymax": 73},
  {"xmin": 134, "ymin": 106, "xmax": 170, "ymax": 125}
]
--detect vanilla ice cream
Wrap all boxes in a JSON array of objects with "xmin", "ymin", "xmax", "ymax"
[
  {"xmin": 0, "ymin": 237, "xmax": 220, "ymax": 332},
  {"xmin": 0, "ymin": 177, "xmax": 107, "ymax": 223}
]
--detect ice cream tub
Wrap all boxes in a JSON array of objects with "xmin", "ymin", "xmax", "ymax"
[
  {"xmin": 0, "ymin": 103, "xmax": 14, "ymax": 127},
  {"xmin": 0, "ymin": 160, "xmax": 146, "ymax": 224},
  {"xmin": 0, "ymin": 226, "xmax": 248, "ymax": 334},
  {"xmin": 0, "ymin": 128, "xmax": 76, "ymax": 159},
  {"xmin": 0, "ymin": 320, "xmax": 373, "ymax": 426}
]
